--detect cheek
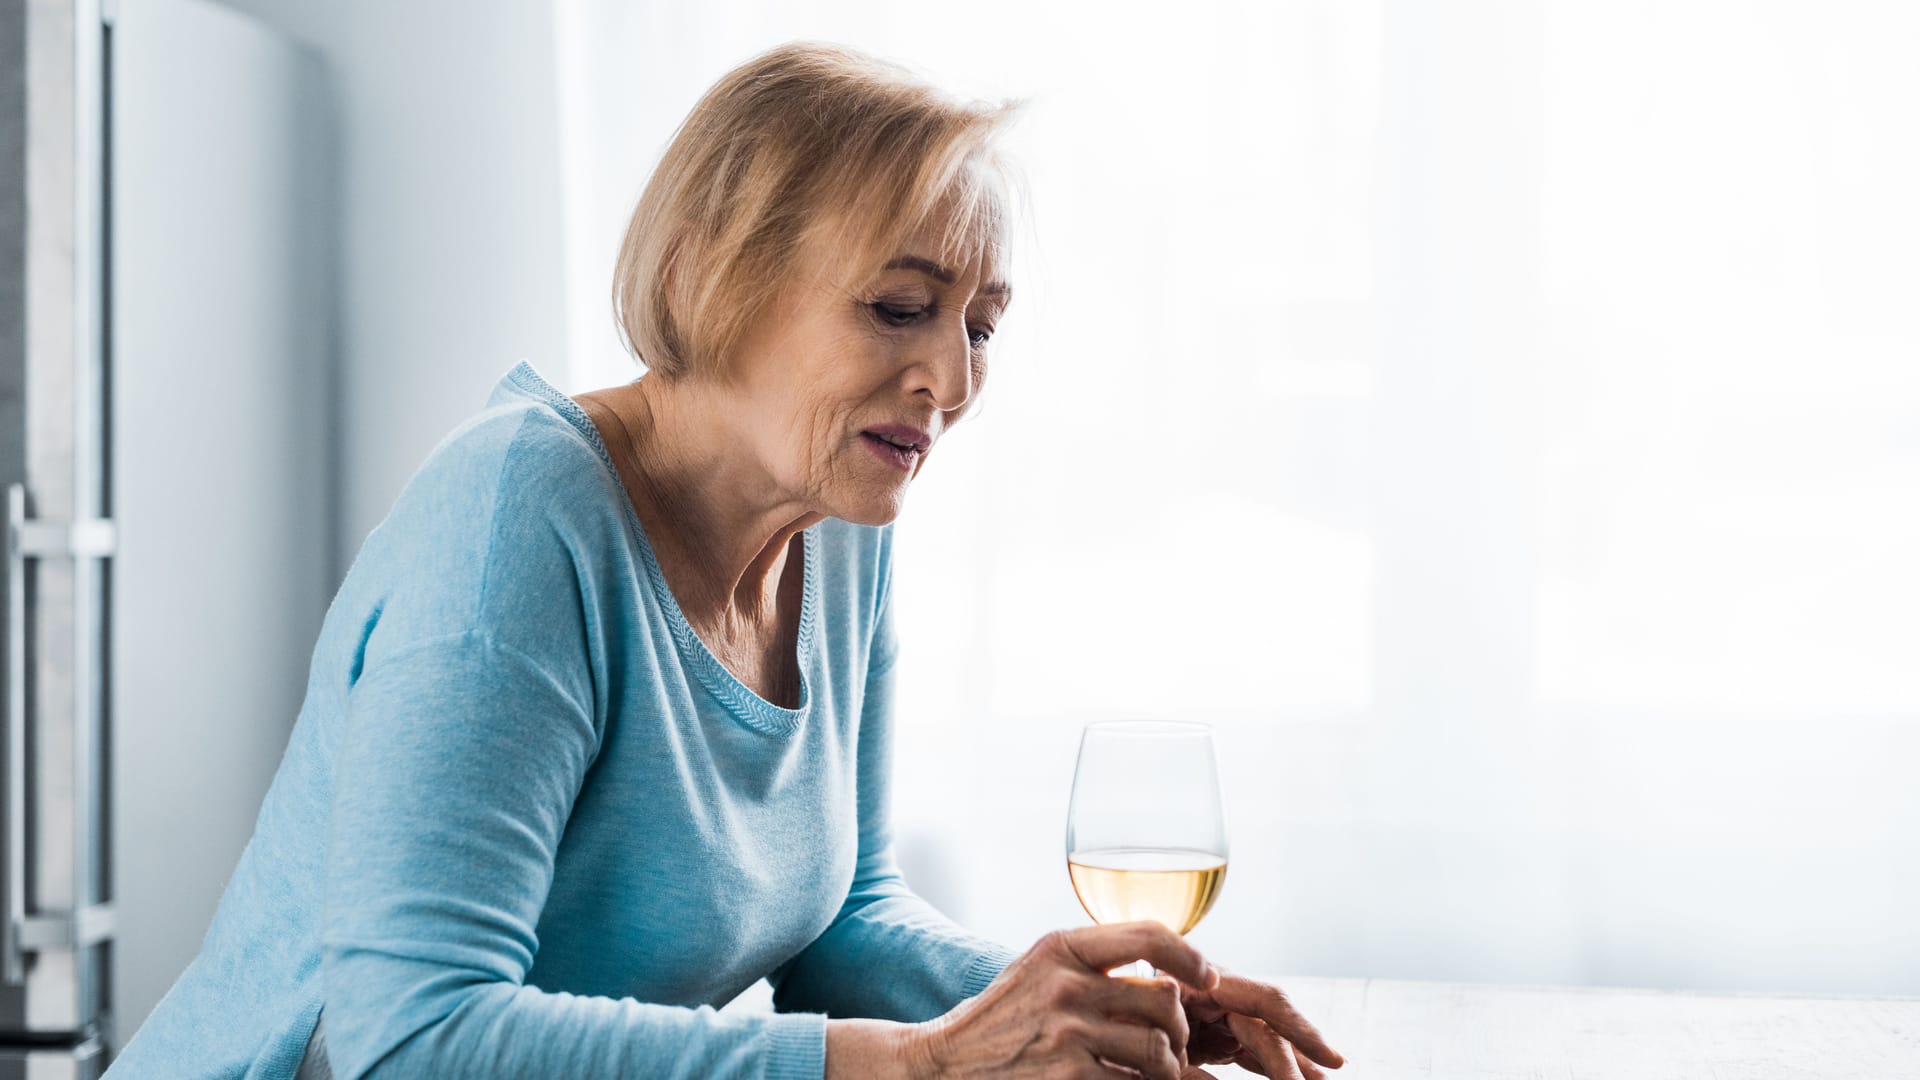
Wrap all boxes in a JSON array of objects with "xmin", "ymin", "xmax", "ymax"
[
  {"xmin": 741, "ymin": 358, "xmax": 842, "ymax": 468},
  {"xmin": 800, "ymin": 396, "xmax": 845, "ymax": 467},
  {"xmin": 780, "ymin": 375, "xmax": 866, "ymax": 492},
  {"xmin": 758, "ymin": 319, "xmax": 914, "ymax": 498},
  {"xmin": 804, "ymin": 344, "xmax": 887, "ymax": 455}
]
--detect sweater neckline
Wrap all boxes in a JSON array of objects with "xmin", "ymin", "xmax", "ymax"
[{"xmin": 502, "ymin": 359, "xmax": 819, "ymax": 738}]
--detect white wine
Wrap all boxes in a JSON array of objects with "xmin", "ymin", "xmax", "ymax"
[{"xmin": 1067, "ymin": 847, "xmax": 1228, "ymax": 935}]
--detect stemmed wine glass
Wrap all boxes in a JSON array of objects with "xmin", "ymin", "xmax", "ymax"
[{"xmin": 1065, "ymin": 720, "xmax": 1229, "ymax": 978}]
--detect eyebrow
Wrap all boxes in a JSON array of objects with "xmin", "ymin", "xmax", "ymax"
[{"xmin": 884, "ymin": 255, "xmax": 1012, "ymax": 299}]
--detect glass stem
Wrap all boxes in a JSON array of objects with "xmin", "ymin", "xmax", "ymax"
[{"xmin": 1132, "ymin": 958, "xmax": 1155, "ymax": 979}]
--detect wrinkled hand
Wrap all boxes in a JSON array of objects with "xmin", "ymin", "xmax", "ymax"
[
  {"xmin": 1176, "ymin": 969, "xmax": 1344, "ymax": 1079},
  {"xmin": 908, "ymin": 920, "xmax": 1219, "ymax": 1079}
]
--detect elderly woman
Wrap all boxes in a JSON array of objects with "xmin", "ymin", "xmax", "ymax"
[{"xmin": 105, "ymin": 42, "xmax": 1342, "ymax": 1080}]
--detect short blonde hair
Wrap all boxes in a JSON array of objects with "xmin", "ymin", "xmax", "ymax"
[{"xmin": 612, "ymin": 41, "xmax": 1023, "ymax": 379}]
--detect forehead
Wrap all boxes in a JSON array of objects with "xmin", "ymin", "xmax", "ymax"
[
  {"xmin": 893, "ymin": 215, "xmax": 1006, "ymax": 283},
  {"xmin": 908, "ymin": 175, "xmax": 1009, "ymax": 276},
  {"xmin": 879, "ymin": 249, "xmax": 1007, "ymax": 302},
  {"xmin": 846, "ymin": 224, "xmax": 1007, "ymax": 310},
  {"xmin": 800, "ymin": 176, "xmax": 1011, "ymax": 294}
]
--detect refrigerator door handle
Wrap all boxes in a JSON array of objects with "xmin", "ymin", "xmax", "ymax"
[{"xmin": 4, "ymin": 482, "xmax": 118, "ymax": 985}]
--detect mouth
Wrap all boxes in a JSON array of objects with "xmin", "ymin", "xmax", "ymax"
[{"xmin": 859, "ymin": 424, "xmax": 932, "ymax": 473}]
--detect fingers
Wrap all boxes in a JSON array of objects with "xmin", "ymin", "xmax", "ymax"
[
  {"xmin": 1177, "ymin": 979, "xmax": 1228, "ymax": 1023},
  {"xmin": 1208, "ymin": 972, "xmax": 1344, "ymax": 1069},
  {"xmin": 1230, "ymin": 1013, "xmax": 1316, "ymax": 1080},
  {"xmin": 1080, "ymin": 1017, "xmax": 1183, "ymax": 1080},
  {"xmin": 1186, "ymin": 1014, "xmax": 1242, "ymax": 1065},
  {"xmin": 1085, "ymin": 975, "xmax": 1190, "ymax": 1067},
  {"xmin": 1232, "ymin": 1031, "xmax": 1323, "ymax": 1080},
  {"xmin": 1056, "ymin": 922, "xmax": 1218, "ymax": 990}
]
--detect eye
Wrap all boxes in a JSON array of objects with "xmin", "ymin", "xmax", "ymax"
[
  {"xmin": 968, "ymin": 325, "xmax": 994, "ymax": 350},
  {"xmin": 872, "ymin": 301, "xmax": 925, "ymax": 327}
]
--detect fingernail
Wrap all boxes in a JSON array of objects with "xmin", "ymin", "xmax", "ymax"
[{"xmin": 1204, "ymin": 962, "xmax": 1221, "ymax": 987}]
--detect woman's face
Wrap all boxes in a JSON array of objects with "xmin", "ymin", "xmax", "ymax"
[{"xmin": 715, "ymin": 215, "xmax": 1010, "ymax": 527}]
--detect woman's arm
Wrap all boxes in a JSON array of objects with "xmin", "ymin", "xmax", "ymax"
[{"xmin": 322, "ymin": 628, "xmax": 829, "ymax": 1078}]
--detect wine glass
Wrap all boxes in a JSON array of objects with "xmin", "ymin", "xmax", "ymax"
[{"xmin": 1065, "ymin": 720, "xmax": 1229, "ymax": 979}]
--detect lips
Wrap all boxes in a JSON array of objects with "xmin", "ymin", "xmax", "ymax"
[
  {"xmin": 860, "ymin": 431, "xmax": 922, "ymax": 472},
  {"xmin": 861, "ymin": 423, "xmax": 932, "ymax": 452},
  {"xmin": 857, "ymin": 422, "xmax": 932, "ymax": 474}
]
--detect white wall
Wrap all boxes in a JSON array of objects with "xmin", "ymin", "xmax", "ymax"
[{"xmin": 206, "ymin": 0, "xmax": 570, "ymax": 576}]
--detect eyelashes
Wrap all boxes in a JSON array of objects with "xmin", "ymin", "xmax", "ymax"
[
  {"xmin": 868, "ymin": 301, "xmax": 995, "ymax": 349},
  {"xmin": 871, "ymin": 301, "xmax": 923, "ymax": 327}
]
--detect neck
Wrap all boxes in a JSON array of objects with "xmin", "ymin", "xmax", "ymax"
[{"xmin": 601, "ymin": 373, "xmax": 824, "ymax": 629}]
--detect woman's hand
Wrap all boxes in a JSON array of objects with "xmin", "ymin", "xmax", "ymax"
[
  {"xmin": 1176, "ymin": 968, "xmax": 1345, "ymax": 1079},
  {"xmin": 901, "ymin": 921, "xmax": 1220, "ymax": 1079}
]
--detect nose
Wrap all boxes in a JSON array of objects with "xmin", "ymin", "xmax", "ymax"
[{"xmin": 911, "ymin": 323, "xmax": 975, "ymax": 413}]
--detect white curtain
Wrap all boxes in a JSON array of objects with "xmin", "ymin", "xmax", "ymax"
[{"xmin": 554, "ymin": 0, "xmax": 1920, "ymax": 994}]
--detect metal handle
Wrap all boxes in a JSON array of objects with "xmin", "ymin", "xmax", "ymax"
[
  {"xmin": 5, "ymin": 483, "xmax": 30, "ymax": 984},
  {"xmin": 4, "ymin": 482, "xmax": 117, "ymax": 985}
]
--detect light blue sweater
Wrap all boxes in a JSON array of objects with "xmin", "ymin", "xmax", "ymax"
[{"xmin": 105, "ymin": 360, "xmax": 1018, "ymax": 1079}]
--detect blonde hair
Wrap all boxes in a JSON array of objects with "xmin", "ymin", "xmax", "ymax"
[{"xmin": 611, "ymin": 41, "xmax": 1024, "ymax": 379}]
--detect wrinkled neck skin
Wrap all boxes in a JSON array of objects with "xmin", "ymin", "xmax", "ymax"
[{"xmin": 592, "ymin": 371, "xmax": 824, "ymax": 636}]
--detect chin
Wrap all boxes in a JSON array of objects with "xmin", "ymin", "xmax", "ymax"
[{"xmin": 830, "ymin": 485, "xmax": 909, "ymax": 527}]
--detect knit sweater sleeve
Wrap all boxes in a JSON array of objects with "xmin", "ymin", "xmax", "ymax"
[{"xmin": 765, "ymin": 557, "xmax": 1021, "ymax": 1024}]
